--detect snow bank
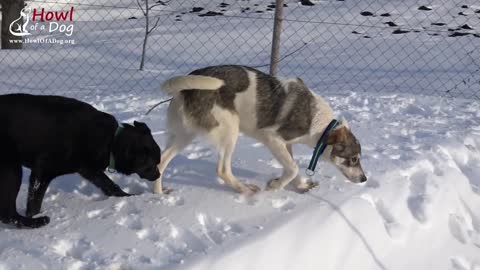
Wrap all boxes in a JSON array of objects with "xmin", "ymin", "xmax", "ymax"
[{"xmin": 182, "ymin": 140, "xmax": 480, "ymax": 270}]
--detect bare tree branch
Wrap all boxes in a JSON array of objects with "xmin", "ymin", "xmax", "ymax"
[
  {"xmin": 148, "ymin": 17, "xmax": 161, "ymax": 33},
  {"xmin": 136, "ymin": 0, "xmax": 146, "ymax": 16},
  {"xmin": 138, "ymin": 0, "xmax": 162, "ymax": 70},
  {"xmin": 149, "ymin": 3, "xmax": 164, "ymax": 10}
]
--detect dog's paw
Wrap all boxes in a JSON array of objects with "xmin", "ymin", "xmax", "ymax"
[
  {"xmin": 25, "ymin": 209, "xmax": 38, "ymax": 218},
  {"xmin": 33, "ymin": 216, "xmax": 50, "ymax": 228},
  {"xmin": 241, "ymin": 183, "xmax": 260, "ymax": 195},
  {"xmin": 294, "ymin": 180, "xmax": 319, "ymax": 193},
  {"xmin": 265, "ymin": 178, "xmax": 282, "ymax": 191},
  {"xmin": 153, "ymin": 186, "xmax": 174, "ymax": 195},
  {"xmin": 15, "ymin": 215, "xmax": 50, "ymax": 229},
  {"xmin": 111, "ymin": 191, "xmax": 133, "ymax": 197},
  {"xmin": 162, "ymin": 187, "xmax": 174, "ymax": 195}
]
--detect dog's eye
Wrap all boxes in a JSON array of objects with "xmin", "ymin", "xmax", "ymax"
[{"xmin": 350, "ymin": 156, "xmax": 358, "ymax": 164}]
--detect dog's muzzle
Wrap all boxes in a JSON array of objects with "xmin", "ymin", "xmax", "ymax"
[{"xmin": 140, "ymin": 167, "xmax": 160, "ymax": 181}]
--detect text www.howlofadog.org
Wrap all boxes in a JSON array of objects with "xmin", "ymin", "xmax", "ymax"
[
  {"xmin": 9, "ymin": 6, "xmax": 76, "ymax": 46},
  {"xmin": 9, "ymin": 38, "xmax": 75, "ymax": 45}
]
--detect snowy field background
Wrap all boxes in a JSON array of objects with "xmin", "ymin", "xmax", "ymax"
[
  {"xmin": 1, "ymin": 0, "xmax": 480, "ymax": 269},
  {"xmin": 0, "ymin": 0, "xmax": 479, "ymax": 98}
]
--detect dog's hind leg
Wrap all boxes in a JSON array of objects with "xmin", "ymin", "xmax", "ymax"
[
  {"xmin": 154, "ymin": 100, "xmax": 196, "ymax": 195},
  {"xmin": 26, "ymin": 171, "xmax": 55, "ymax": 217},
  {"xmin": 207, "ymin": 112, "xmax": 260, "ymax": 194},
  {"xmin": 262, "ymin": 137, "xmax": 299, "ymax": 191},
  {"xmin": 26, "ymin": 156, "xmax": 66, "ymax": 217},
  {"xmin": 0, "ymin": 142, "xmax": 49, "ymax": 228},
  {"xmin": 153, "ymin": 131, "xmax": 195, "ymax": 194},
  {"xmin": 216, "ymin": 134, "xmax": 260, "ymax": 194}
]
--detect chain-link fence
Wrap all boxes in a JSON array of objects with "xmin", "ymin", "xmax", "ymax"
[{"xmin": 0, "ymin": 0, "xmax": 479, "ymax": 99}]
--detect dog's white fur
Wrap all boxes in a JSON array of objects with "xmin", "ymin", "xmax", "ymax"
[{"xmin": 154, "ymin": 71, "xmax": 340, "ymax": 194}]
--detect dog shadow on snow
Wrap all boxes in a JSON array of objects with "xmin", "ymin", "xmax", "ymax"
[
  {"xmin": 14, "ymin": 154, "xmax": 259, "ymax": 206},
  {"xmin": 308, "ymin": 193, "xmax": 389, "ymax": 270},
  {"xmin": 165, "ymin": 155, "xmax": 260, "ymax": 192}
]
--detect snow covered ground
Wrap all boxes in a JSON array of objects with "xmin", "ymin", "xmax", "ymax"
[
  {"xmin": 0, "ymin": 92, "xmax": 479, "ymax": 270},
  {"xmin": 1, "ymin": 0, "xmax": 480, "ymax": 269}
]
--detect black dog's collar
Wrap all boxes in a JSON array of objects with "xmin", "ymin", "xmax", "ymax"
[
  {"xmin": 108, "ymin": 123, "xmax": 124, "ymax": 172},
  {"xmin": 306, "ymin": 119, "xmax": 339, "ymax": 176}
]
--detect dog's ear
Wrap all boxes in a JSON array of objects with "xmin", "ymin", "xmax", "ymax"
[
  {"xmin": 339, "ymin": 116, "xmax": 350, "ymax": 129},
  {"xmin": 296, "ymin": 77, "xmax": 305, "ymax": 85},
  {"xmin": 133, "ymin": 121, "xmax": 151, "ymax": 133},
  {"xmin": 326, "ymin": 126, "xmax": 347, "ymax": 145}
]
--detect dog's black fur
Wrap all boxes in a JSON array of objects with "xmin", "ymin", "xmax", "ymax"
[{"xmin": 0, "ymin": 94, "xmax": 161, "ymax": 228}]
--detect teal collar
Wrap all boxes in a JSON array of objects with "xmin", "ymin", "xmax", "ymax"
[
  {"xmin": 108, "ymin": 123, "xmax": 124, "ymax": 172},
  {"xmin": 306, "ymin": 119, "xmax": 339, "ymax": 176}
]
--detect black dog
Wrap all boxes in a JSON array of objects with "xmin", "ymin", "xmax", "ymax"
[{"xmin": 0, "ymin": 94, "xmax": 161, "ymax": 228}]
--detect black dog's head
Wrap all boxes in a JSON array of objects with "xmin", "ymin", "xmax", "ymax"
[{"xmin": 112, "ymin": 121, "xmax": 161, "ymax": 181}]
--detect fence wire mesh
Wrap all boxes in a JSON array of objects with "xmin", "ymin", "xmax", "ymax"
[{"xmin": 0, "ymin": 0, "xmax": 479, "ymax": 99}]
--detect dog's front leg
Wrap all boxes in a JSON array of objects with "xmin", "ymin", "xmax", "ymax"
[
  {"xmin": 263, "ymin": 137, "xmax": 299, "ymax": 191},
  {"xmin": 79, "ymin": 170, "xmax": 131, "ymax": 197},
  {"xmin": 287, "ymin": 144, "xmax": 319, "ymax": 193}
]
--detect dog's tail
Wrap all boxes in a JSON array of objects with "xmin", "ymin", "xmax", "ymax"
[{"xmin": 161, "ymin": 75, "xmax": 224, "ymax": 96}]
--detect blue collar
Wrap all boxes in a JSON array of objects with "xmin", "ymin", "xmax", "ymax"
[
  {"xmin": 108, "ymin": 123, "xmax": 124, "ymax": 172},
  {"xmin": 306, "ymin": 119, "xmax": 339, "ymax": 176}
]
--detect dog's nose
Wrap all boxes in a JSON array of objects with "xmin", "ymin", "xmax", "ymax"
[{"xmin": 360, "ymin": 175, "xmax": 367, "ymax": 183}]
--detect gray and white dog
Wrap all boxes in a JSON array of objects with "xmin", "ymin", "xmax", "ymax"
[{"xmin": 154, "ymin": 65, "xmax": 366, "ymax": 195}]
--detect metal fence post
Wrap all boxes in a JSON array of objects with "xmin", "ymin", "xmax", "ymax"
[{"xmin": 269, "ymin": 0, "xmax": 284, "ymax": 76}]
